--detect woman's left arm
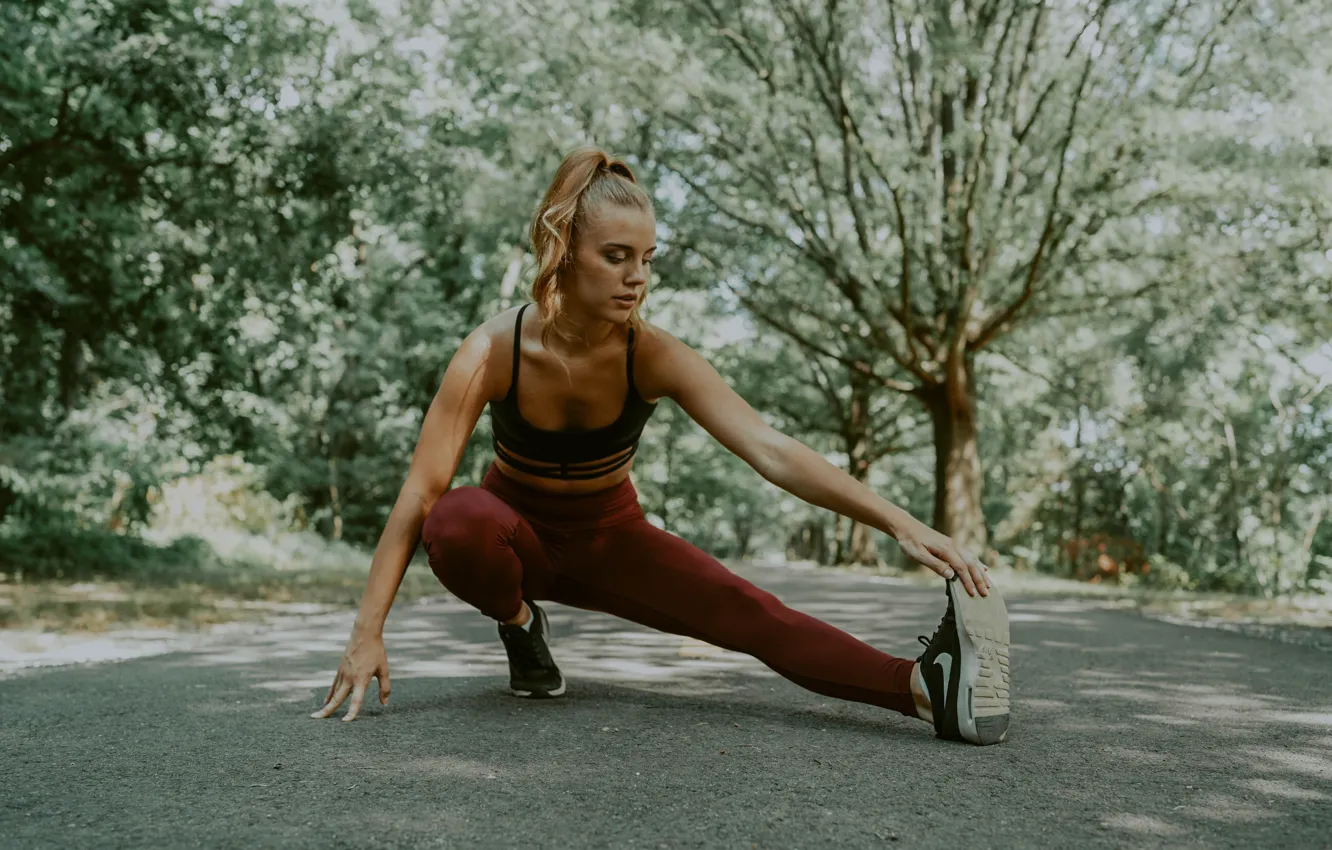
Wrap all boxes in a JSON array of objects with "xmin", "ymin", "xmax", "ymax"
[{"xmin": 642, "ymin": 327, "xmax": 991, "ymax": 597}]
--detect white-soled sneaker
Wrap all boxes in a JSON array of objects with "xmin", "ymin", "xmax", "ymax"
[
  {"xmin": 497, "ymin": 599, "xmax": 566, "ymax": 698},
  {"xmin": 916, "ymin": 578, "xmax": 1010, "ymax": 744}
]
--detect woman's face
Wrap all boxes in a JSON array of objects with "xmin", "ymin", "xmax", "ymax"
[{"xmin": 563, "ymin": 203, "xmax": 656, "ymax": 323}]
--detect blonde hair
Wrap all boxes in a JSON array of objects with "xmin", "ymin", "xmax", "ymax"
[{"xmin": 529, "ymin": 145, "xmax": 654, "ymax": 352}]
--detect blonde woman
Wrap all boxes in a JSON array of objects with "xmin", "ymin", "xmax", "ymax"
[{"xmin": 311, "ymin": 146, "xmax": 1012, "ymax": 745}]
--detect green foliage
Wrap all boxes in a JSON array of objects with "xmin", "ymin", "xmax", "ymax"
[
  {"xmin": 1, "ymin": 0, "xmax": 1329, "ymax": 598},
  {"xmin": 0, "ymin": 512, "xmax": 217, "ymax": 583}
]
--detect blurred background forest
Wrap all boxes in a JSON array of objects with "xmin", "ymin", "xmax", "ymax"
[{"xmin": 2, "ymin": 0, "xmax": 1330, "ymax": 621}]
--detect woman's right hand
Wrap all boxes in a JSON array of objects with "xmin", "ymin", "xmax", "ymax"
[{"xmin": 310, "ymin": 629, "xmax": 391, "ymax": 722}]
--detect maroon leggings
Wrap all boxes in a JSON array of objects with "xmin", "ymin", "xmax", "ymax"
[{"xmin": 421, "ymin": 462, "xmax": 918, "ymax": 717}]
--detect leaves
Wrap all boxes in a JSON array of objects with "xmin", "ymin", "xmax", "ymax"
[{"xmin": 1, "ymin": 0, "xmax": 1329, "ymax": 593}]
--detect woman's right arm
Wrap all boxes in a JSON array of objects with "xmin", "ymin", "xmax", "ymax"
[{"xmin": 310, "ymin": 325, "xmax": 500, "ymax": 721}]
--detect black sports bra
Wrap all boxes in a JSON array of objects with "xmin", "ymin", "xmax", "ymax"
[{"xmin": 490, "ymin": 303, "xmax": 658, "ymax": 480}]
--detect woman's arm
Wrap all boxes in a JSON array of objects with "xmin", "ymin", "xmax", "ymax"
[
  {"xmin": 349, "ymin": 327, "xmax": 498, "ymax": 636},
  {"xmin": 641, "ymin": 326, "xmax": 991, "ymax": 597},
  {"xmin": 312, "ymin": 325, "xmax": 499, "ymax": 721}
]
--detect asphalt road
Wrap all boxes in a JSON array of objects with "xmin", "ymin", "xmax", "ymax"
[{"xmin": 4, "ymin": 563, "xmax": 1331, "ymax": 850}]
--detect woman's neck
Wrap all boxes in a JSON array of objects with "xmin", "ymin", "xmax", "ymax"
[{"xmin": 540, "ymin": 304, "xmax": 622, "ymax": 357}]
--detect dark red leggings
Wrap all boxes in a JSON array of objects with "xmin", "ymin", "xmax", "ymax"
[{"xmin": 421, "ymin": 462, "xmax": 918, "ymax": 717}]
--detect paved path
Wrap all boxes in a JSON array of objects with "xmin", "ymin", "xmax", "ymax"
[{"xmin": 3, "ymin": 563, "xmax": 1330, "ymax": 849}]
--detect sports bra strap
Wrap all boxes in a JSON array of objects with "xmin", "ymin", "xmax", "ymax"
[
  {"xmin": 506, "ymin": 303, "xmax": 529, "ymax": 401},
  {"xmin": 626, "ymin": 326, "xmax": 637, "ymax": 393},
  {"xmin": 506, "ymin": 304, "xmax": 641, "ymax": 399}
]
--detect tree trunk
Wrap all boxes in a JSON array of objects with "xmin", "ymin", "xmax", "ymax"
[
  {"xmin": 920, "ymin": 365, "xmax": 986, "ymax": 553},
  {"xmin": 786, "ymin": 519, "xmax": 828, "ymax": 563},
  {"xmin": 838, "ymin": 447, "xmax": 880, "ymax": 565},
  {"xmin": 1070, "ymin": 410, "xmax": 1085, "ymax": 576},
  {"xmin": 1223, "ymin": 419, "xmax": 1245, "ymax": 571},
  {"xmin": 837, "ymin": 375, "xmax": 880, "ymax": 565},
  {"xmin": 328, "ymin": 456, "xmax": 343, "ymax": 542},
  {"xmin": 58, "ymin": 324, "xmax": 83, "ymax": 412},
  {"xmin": 844, "ymin": 520, "xmax": 878, "ymax": 566},
  {"xmin": 732, "ymin": 501, "xmax": 753, "ymax": 559},
  {"xmin": 833, "ymin": 513, "xmax": 847, "ymax": 563}
]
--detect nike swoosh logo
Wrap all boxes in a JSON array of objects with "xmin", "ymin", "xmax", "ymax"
[{"xmin": 934, "ymin": 651, "xmax": 953, "ymax": 703}]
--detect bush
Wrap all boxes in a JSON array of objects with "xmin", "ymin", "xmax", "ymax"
[
  {"xmin": 1140, "ymin": 554, "xmax": 1194, "ymax": 591},
  {"xmin": 0, "ymin": 514, "xmax": 220, "ymax": 582}
]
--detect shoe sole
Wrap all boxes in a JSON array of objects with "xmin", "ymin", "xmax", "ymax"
[
  {"xmin": 949, "ymin": 579, "xmax": 1011, "ymax": 745},
  {"xmin": 511, "ymin": 680, "xmax": 566, "ymax": 699}
]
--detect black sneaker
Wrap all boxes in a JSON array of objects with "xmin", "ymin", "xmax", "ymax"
[
  {"xmin": 916, "ymin": 578, "xmax": 1010, "ymax": 745},
  {"xmin": 497, "ymin": 599, "xmax": 565, "ymax": 698}
]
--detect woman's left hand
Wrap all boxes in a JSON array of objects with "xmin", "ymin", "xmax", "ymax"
[{"xmin": 892, "ymin": 516, "xmax": 993, "ymax": 598}]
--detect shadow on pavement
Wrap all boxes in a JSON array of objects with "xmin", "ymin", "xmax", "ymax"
[{"xmin": 2, "ymin": 563, "xmax": 1329, "ymax": 849}]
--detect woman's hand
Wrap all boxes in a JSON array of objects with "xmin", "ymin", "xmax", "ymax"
[
  {"xmin": 893, "ymin": 516, "xmax": 993, "ymax": 598},
  {"xmin": 310, "ymin": 629, "xmax": 391, "ymax": 722}
]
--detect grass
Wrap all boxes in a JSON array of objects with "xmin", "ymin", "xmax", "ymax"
[
  {"xmin": 0, "ymin": 515, "xmax": 456, "ymax": 632},
  {"xmin": 0, "ymin": 521, "xmax": 451, "ymax": 635},
  {"xmin": 0, "ymin": 565, "xmax": 447, "ymax": 631}
]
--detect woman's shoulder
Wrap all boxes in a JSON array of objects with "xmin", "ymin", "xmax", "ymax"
[
  {"xmin": 631, "ymin": 317, "xmax": 684, "ymax": 362},
  {"xmin": 464, "ymin": 303, "xmax": 528, "ymax": 349},
  {"xmin": 632, "ymin": 318, "xmax": 700, "ymax": 401},
  {"xmin": 632, "ymin": 317, "xmax": 682, "ymax": 348},
  {"xmin": 444, "ymin": 304, "xmax": 529, "ymax": 401}
]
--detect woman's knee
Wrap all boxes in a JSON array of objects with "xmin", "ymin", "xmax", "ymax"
[
  {"xmin": 421, "ymin": 487, "xmax": 506, "ymax": 550},
  {"xmin": 420, "ymin": 488, "xmax": 523, "ymax": 620}
]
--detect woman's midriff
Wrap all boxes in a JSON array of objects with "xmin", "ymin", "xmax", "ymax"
[
  {"xmin": 491, "ymin": 444, "xmax": 638, "ymax": 495},
  {"xmin": 481, "ymin": 458, "xmax": 645, "ymax": 530}
]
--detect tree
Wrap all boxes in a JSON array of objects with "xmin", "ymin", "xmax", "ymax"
[{"xmin": 611, "ymin": 0, "xmax": 1320, "ymax": 555}]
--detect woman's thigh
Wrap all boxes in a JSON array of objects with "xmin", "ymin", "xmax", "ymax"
[
  {"xmin": 556, "ymin": 519, "xmax": 797, "ymax": 652},
  {"xmin": 422, "ymin": 486, "xmax": 591, "ymax": 616}
]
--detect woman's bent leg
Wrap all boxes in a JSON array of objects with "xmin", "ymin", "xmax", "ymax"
[
  {"xmin": 420, "ymin": 487, "xmax": 558, "ymax": 623},
  {"xmin": 570, "ymin": 520, "xmax": 919, "ymax": 717}
]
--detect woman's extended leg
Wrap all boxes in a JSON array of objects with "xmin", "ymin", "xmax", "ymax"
[{"xmin": 561, "ymin": 518, "xmax": 920, "ymax": 717}]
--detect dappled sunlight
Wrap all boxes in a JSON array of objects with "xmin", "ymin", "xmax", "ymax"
[
  {"xmin": 946, "ymin": 583, "xmax": 1332, "ymax": 845},
  {"xmin": 1237, "ymin": 777, "xmax": 1330, "ymax": 801},
  {"xmin": 1171, "ymin": 790, "xmax": 1282, "ymax": 825},
  {"xmin": 1072, "ymin": 666, "xmax": 1315, "ymax": 726},
  {"xmin": 1263, "ymin": 712, "xmax": 1332, "ymax": 728},
  {"xmin": 7, "ymin": 563, "xmax": 1331, "ymax": 848},
  {"xmin": 1241, "ymin": 746, "xmax": 1332, "ymax": 780},
  {"xmin": 1099, "ymin": 813, "xmax": 1187, "ymax": 838}
]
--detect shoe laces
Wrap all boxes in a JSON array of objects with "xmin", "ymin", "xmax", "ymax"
[
  {"xmin": 917, "ymin": 597, "xmax": 957, "ymax": 651},
  {"xmin": 503, "ymin": 622, "xmax": 552, "ymax": 669}
]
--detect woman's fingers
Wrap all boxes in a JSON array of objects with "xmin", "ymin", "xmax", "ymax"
[
  {"xmin": 944, "ymin": 548, "xmax": 981, "ymax": 597},
  {"xmin": 901, "ymin": 521, "xmax": 994, "ymax": 597},
  {"xmin": 309, "ymin": 637, "xmax": 391, "ymax": 722},
  {"xmin": 323, "ymin": 672, "xmax": 342, "ymax": 707},
  {"xmin": 900, "ymin": 540, "xmax": 954, "ymax": 580},
  {"xmin": 311, "ymin": 679, "xmax": 352, "ymax": 719},
  {"xmin": 963, "ymin": 550, "xmax": 994, "ymax": 590},
  {"xmin": 952, "ymin": 548, "xmax": 989, "ymax": 597},
  {"xmin": 342, "ymin": 681, "xmax": 368, "ymax": 723}
]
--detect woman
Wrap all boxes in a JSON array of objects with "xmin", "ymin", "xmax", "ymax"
[{"xmin": 310, "ymin": 146, "xmax": 1011, "ymax": 745}]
